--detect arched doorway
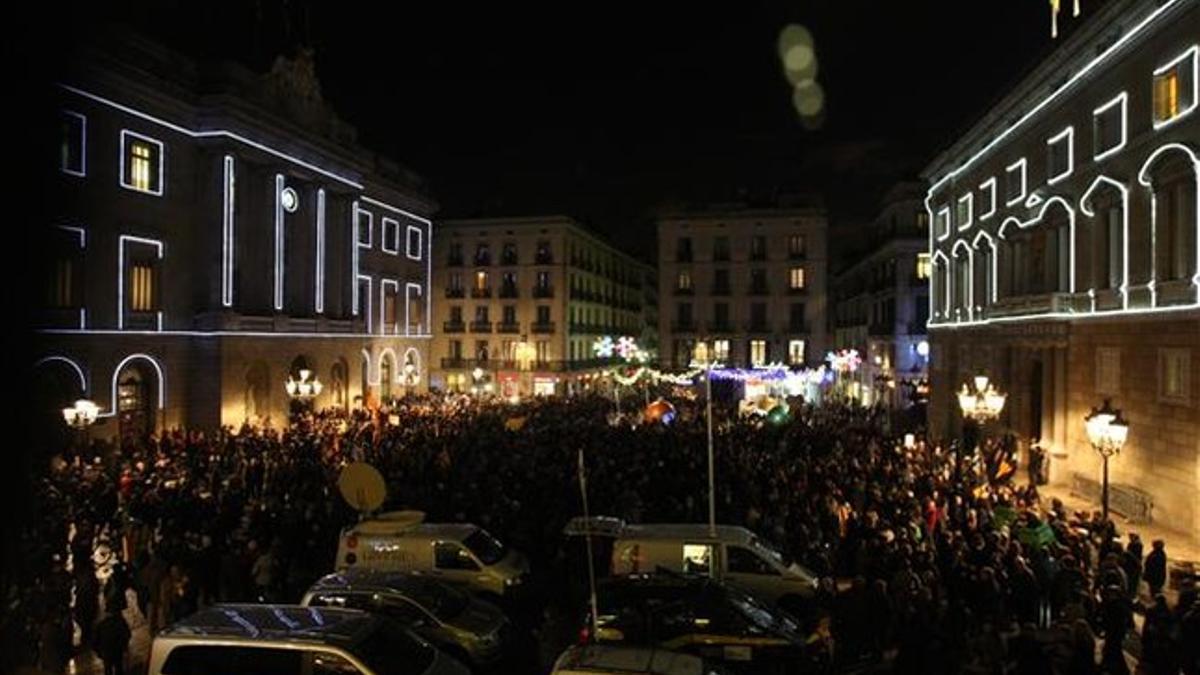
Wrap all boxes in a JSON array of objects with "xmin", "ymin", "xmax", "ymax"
[
  {"xmin": 32, "ymin": 357, "xmax": 87, "ymax": 455},
  {"xmin": 117, "ymin": 365, "xmax": 154, "ymax": 443}
]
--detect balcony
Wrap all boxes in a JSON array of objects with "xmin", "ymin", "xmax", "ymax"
[
  {"xmin": 535, "ymin": 252, "xmax": 554, "ymax": 265},
  {"xmin": 501, "ymin": 254, "xmax": 519, "ymax": 266},
  {"xmin": 671, "ymin": 321, "xmax": 697, "ymax": 333},
  {"xmin": 470, "ymin": 321, "xmax": 493, "ymax": 333},
  {"xmin": 474, "ymin": 255, "xmax": 491, "ymax": 266},
  {"xmin": 987, "ymin": 292, "xmax": 1073, "ymax": 319},
  {"xmin": 676, "ymin": 251, "xmax": 693, "ymax": 263},
  {"xmin": 745, "ymin": 321, "xmax": 770, "ymax": 333},
  {"xmin": 498, "ymin": 285, "xmax": 519, "ymax": 299},
  {"xmin": 750, "ymin": 250, "xmax": 767, "ymax": 262},
  {"xmin": 533, "ymin": 286, "xmax": 554, "ymax": 299},
  {"xmin": 711, "ymin": 285, "xmax": 730, "ymax": 296},
  {"xmin": 674, "ymin": 287, "xmax": 694, "ymax": 296},
  {"xmin": 788, "ymin": 322, "xmax": 810, "ymax": 334},
  {"xmin": 471, "ymin": 288, "xmax": 492, "ymax": 299},
  {"xmin": 786, "ymin": 286, "xmax": 808, "ymax": 296},
  {"xmin": 496, "ymin": 322, "xmax": 520, "ymax": 334},
  {"xmin": 709, "ymin": 321, "xmax": 734, "ymax": 334},
  {"xmin": 531, "ymin": 321, "xmax": 556, "ymax": 334},
  {"xmin": 443, "ymin": 320, "xmax": 466, "ymax": 333},
  {"xmin": 445, "ymin": 288, "xmax": 465, "ymax": 299},
  {"xmin": 788, "ymin": 250, "xmax": 807, "ymax": 261},
  {"xmin": 748, "ymin": 286, "xmax": 769, "ymax": 296}
]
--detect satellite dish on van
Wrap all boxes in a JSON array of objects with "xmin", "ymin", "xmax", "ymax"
[{"xmin": 338, "ymin": 462, "xmax": 387, "ymax": 514}]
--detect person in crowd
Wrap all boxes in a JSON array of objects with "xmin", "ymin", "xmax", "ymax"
[
  {"xmin": 1143, "ymin": 539, "xmax": 1168, "ymax": 598},
  {"xmin": 93, "ymin": 607, "xmax": 132, "ymax": 675}
]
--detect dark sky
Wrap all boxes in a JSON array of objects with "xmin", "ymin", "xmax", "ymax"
[{"xmin": 58, "ymin": 1, "xmax": 1096, "ymax": 257}]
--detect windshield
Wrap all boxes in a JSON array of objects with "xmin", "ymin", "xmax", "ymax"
[
  {"xmin": 727, "ymin": 586, "xmax": 799, "ymax": 635},
  {"xmin": 351, "ymin": 619, "xmax": 435, "ymax": 675},
  {"xmin": 749, "ymin": 535, "xmax": 792, "ymax": 569},
  {"xmin": 463, "ymin": 528, "xmax": 506, "ymax": 566},
  {"xmin": 408, "ymin": 579, "xmax": 470, "ymax": 621}
]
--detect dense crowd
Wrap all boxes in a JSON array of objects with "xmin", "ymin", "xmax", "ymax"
[{"xmin": 3, "ymin": 390, "xmax": 1198, "ymax": 674}]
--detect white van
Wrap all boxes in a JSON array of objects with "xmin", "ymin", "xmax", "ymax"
[
  {"xmin": 564, "ymin": 518, "xmax": 817, "ymax": 611},
  {"xmin": 337, "ymin": 511, "xmax": 529, "ymax": 598}
]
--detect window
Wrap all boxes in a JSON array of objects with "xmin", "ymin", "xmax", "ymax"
[
  {"xmin": 383, "ymin": 285, "xmax": 398, "ymax": 332},
  {"xmin": 535, "ymin": 240, "xmax": 552, "ymax": 264},
  {"xmin": 357, "ymin": 209, "xmax": 373, "ymax": 246},
  {"xmin": 1093, "ymin": 92, "xmax": 1127, "ymax": 160},
  {"xmin": 120, "ymin": 131, "xmax": 163, "ymax": 195},
  {"xmin": 448, "ymin": 242, "xmax": 463, "ymax": 265},
  {"xmin": 502, "ymin": 305, "xmax": 517, "ymax": 325},
  {"xmin": 713, "ymin": 303, "xmax": 729, "ymax": 329},
  {"xmin": 49, "ymin": 257, "xmax": 77, "ymax": 308},
  {"xmin": 61, "ymin": 111, "xmax": 85, "ymax": 176},
  {"xmin": 682, "ymin": 544, "xmax": 712, "ymax": 575},
  {"xmin": 728, "ymin": 547, "xmax": 777, "ymax": 575},
  {"xmin": 788, "ymin": 340, "xmax": 806, "ymax": 365},
  {"xmin": 676, "ymin": 237, "xmax": 693, "ymax": 262},
  {"xmin": 788, "ymin": 235, "xmax": 806, "ymax": 258},
  {"xmin": 381, "ymin": 218, "xmax": 400, "ymax": 254},
  {"xmin": 713, "ymin": 236, "xmax": 730, "ymax": 261},
  {"xmin": 130, "ymin": 263, "xmax": 154, "ymax": 312},
  {"xmin": 979, "ymin": 178, "xmax": 997, "ymax": 220},
  {"xmin": 1158, "ymin": 177, "xmax": 1195, "ymax": 282},
  {"xmin": 1153, "ymin": 46, "xmax": 1198, "ymax": 129},
  {"xmin": 713, "ymin": 339, "xmax": 730, "ymax": 362},
  {"xmin": 916, "ymin": 211, "xmax": 929, "ymax": 231},
  {"xmin": 406, "ymin": 225, "xmax": 423, "ymax": 260},
  {"xmin": 475, "ymin": 243, "xmax": 490, "ymax": 266},
  {"xmin": 676, "ymin": 302, "xmax": 693, "ymax": 326},
  {"xmin": 1096, "ymin": 347, "xmax": 1120, "ymax": 396},
  {"xmin": 677, "ymin": 270, "xmax": 693, "ymax": 291},
  {"xmin": 474, "ymin": 305, "xmax": 489, "ymax": 322},
  {"xmin": 537, "ymin": 305, "xmax": 551, "ymax": 324},
  {"xmin": 1047, "ymin": 126, "xmax": 1074, "ymax": 184},
  {"xmin": 750, "ymin": 235, "xmax": 767, "ymax": 260},
  {"xmin": 536, "ymin": 340, "xmax": 549, "ymax": 362},
  {"xmin": 475, "ymin": 340, "xmax": 489, "ymax": 361},
  {"xmin": 750, "ymin": 303, "xmax": 766, "ymax": 329},
  {"xmin": 713, "ymin": 269, "xmax": 730, "ymax": 294},
  {"xmin": 161, "ymin": 645, "xmax": 302, "ymax": 674},
  {"xmin": 474, "ymin": 270, "xmax": 489, "ymax": 291},
  {"xmin": 449, "ymin": 272, "xmax": 462, "ymax": 292},
  {"xmin": 917, "ymin": 253, "xmax": 932, "ymax": 280},
  {"xmin": 310, "ymin": 650, "xmax": 361, "ymax": 675},
  {"xmin": 789, "ymin": 302, "xmax": 805, "ymax": 331},
  {"xmin": 750, "ymin": 269, "xmax": 767, "ymax": 294},
  {"xmin": 956, "ymin": 193, "xmax": 973, "ymax": 230},
  {"xmin": 435, "ymin": 542, "xmax": 479, "ymax": 571},
  {"xmin": 789, "ymin": 267, "xmax": 806, "ymax": 290},
  {"xmin": 749, "ymin": 339, "xmax": 767, "ymax": 366},
  {"xmin": 501, "ymin": 242, "xmax": 518, "ymax": 265},
  {"xmin": 449, "ymin": 305, "xmax": 463, "ymax": 322},
  {"xmin": 935, "ymin": 206, "xmax": 951, "ymax": 241},
  {"xmin": 1005, "ymin": 159, "xmax": 1027, "ymax": 206},
  {"xmin": 1158, "ymin": 348, "xmax": 1191, "ymax": 404},
  {"xmin": 1105, "ymin": 205, "xmax": 1123, "ymax": 290}
]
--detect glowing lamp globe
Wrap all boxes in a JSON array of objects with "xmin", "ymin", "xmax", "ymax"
[{"xmin": 644, "ymin": 399, "xmax": 676, "ymax": 426}]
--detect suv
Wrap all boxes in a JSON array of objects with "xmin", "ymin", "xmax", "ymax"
[
  {"xmin": 148, "ymin": 604, "xmax": 469, "ymax": 675},
  {"xmin": 301, "ymin": 570, "xmax": 510, "ymax": 666},
  {"xmin": 583, "ymin": 575, "xmax": 821, "ymax": 675}
]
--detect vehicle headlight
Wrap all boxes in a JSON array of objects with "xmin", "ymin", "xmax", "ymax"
[{"xmin": 505, "ymin": 575, "xmax": 522, "ymax": 587}]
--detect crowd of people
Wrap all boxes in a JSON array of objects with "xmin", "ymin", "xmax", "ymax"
[{"xmin": 2, "ymin": 388, "xmax": 1198, "ymax": 674}]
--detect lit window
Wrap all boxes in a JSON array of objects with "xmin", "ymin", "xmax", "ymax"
[
  {"xmin": 788, "ymin": 340, "xmax": 805, "ymax": 365},
  {"xmin": 50, "ymin": 258, "xmax": 75, "ymax": 308},
  {"xmin": 1153, "ymin": 46, "xmax": 1197, "ymax": 129},
  {"xmin": 1005, "ymin": 159, "xmax": 1027, "ymax": 205},
  {"xmin": 61, "ymin": 111, "xmax": 85, "ymax": 176},
  {"xmin": 917, "ymin": 253, "xmax": 931, "ymax": 280},
  {"xmin": 713, "ymin": 339, "xmax": 730, "ymax": 362},
  {"xmin": 677, "ymin": 270, "xmax": 692, "ymax": 291},
  {"xmin": 475, "ymin": 271, "xmax": 488, "ymax": 291},
  {"xmin": 1093, "ymin": 92, "xmax": 1127, "ymax": 160},
  {"xmin": 789, "ymin": 267, "xmax": 806, "ymax": 289},
  {"xmin": 406, "ymin": 225, "xmax": 423, "ymax": 260},
  {"xmin": 1046, "ymin": 126, "xmax": 1074, "ymax": 185},
  {"xmin": 130, "ymin": 264, "xmax": 154, "ymax": 312},
  {"xmin": 121, "ymin": 132, "xmax": 163, "ymax": 195},
  {"xmin": 788, "ymin": 235, "xmax": 806, "ymax": 257},
  {"xmin": 915, "ymin": 211, "xmax": 929, "ymax": 230},
  {"xmin": 750, "ymin": 339, "xmax": 767, "ymax": 367}
]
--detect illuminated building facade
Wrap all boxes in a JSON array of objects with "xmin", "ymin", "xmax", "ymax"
[
  {"xmin": 431, "ymin": 216, "xmax": 654, "ymax": 395},
  {"xmin": 833, "ymin": 182, "xmax": 931, "ymax": 407},
  {"xmin": 657, "ymin": 203, "xmax": 829, "ymax": 370},
  {"xmin": 35, "ymin": 32, "xmax": 434, "ymax": 442},
  {"xmin": 923, "ymin": 0, "xmax": 1199, "ymax": 534}
]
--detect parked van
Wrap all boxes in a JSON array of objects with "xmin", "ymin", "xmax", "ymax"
[
  {"xmin": 563, "ymin": 518, "xmax": 817, "ymax": 611},
  {"xmin": 337, "ymin": 510, "xmax": 529, "ymax": 598},
  {"xmin": 147, "ymin": 604, "xmax": 469, "ymax": 675}
]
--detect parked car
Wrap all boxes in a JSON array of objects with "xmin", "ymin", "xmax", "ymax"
[
  {"xmin": 148, "ymin": 604, "xmax": 470, "ymax": 675},
  {"xmin": 301, "ymin": 569, "xmax": 510, "ymax": 666},
  {"xmin": 552, "ymin": 644, "xmax": 731, "ymax": 675}
]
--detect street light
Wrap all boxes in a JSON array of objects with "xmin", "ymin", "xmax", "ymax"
[
  {"xmin": 1084, "ymin": 398, "xmax": 1129, "ymax": 522},
  {"xmin": 691, "ymin": 341, "xmax": 717, "ymax": 539},
  {"xmin": 285, "ymin": 369, "xmax": 323, "ymax": 401},
  {"xmin": 955, "ymin": 375, "xmax": 1007, "ymax": 500},
  {"xmin": 62, "ymin": 399, "xmax": 99, "ymax": 453}
]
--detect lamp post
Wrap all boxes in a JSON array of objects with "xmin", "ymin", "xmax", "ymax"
[
  {"xmin": 472, "ymin": 366, "xmax": 485, "ymax": 396},
  {"xmin": 1084, "ymin": 398, "xmax": 1129, "ymax": 522},
  {"xmin": 401, "ymin": 362, "xmax": 419, "ymax": 396},
  {"xmin": 285, "ymin": 369, "xmax": 323, "ymax": 411},
  {"xmin": 691, "ymin": 341, "xmax": 716, "ymax": 539},
  {"xmin": 62, "ymin": 399, "xmax": 99, "ymax": 452},
  {"xmin": 955, "ymin": 375, "xmax": 1007, "ymax": 498}
]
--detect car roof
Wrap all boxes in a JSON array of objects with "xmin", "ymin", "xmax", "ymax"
[
  {"xmin": 306, "ymin": 570, "xmax": 447, "ymax": 597},
  {"xmin": 157, "ymin": 604, "xmax": 376, "ymax": 645},
  {"xmin": 346, "ymin": 521, "xmax": 478, "ymax": 540},
  {"xmin": 556, "ymin": 645, "xmax": 704, "ymax": 675},
  {"xmin": 619, "ymin": 524, "xmax": 754, "ymax": 544}
]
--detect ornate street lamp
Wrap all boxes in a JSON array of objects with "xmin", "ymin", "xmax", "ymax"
[
  {"xmin": 954, "ymin": 375, "xmax": 1007, "ymax": 500},
  {"xmin": 1084, "ymin": 398, "xmax": 1129, "ymax": 522},
  {"xmin": 285, "ymin": 369, "xmax": 323, "ymax": 403},
  {"xmin": 62, "ymin": 399, "xmax": 100, "ymax": 429}
]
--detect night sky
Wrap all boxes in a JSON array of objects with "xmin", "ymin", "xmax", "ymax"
[{"xmin": 55, "ymin": 1, "xmax": 1099, "ymax": 260}]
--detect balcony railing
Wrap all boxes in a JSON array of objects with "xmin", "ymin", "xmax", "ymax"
[
  {"xmin": 711, "ymin": 285, "xmax": 730, "ymax": 296},
  {"xmin": 470, "ymin": 321, "xmax": 493, "ymax": 333},
  {"xmin": 533, "ymin": 286, "xmax": 554, "ymax": 299},
  {"xmin": 674, "ymin": 287, "xmax": 694, "ymax": 296},
  {"xmin": 501, "ymin": 254, "xmax": 519, "ymax": 266},
  {"xmin": 788, "ymin": 250, "xmax": 807, "ymax": 260},
  {"xmin": 447, "ymin": 255, "xmax": 463, "ymax": 267},
  {"xmin": 750, "ymin": 250, "xmax": 767, "ymax": 262},
  {"xmin": 443, "ymin": 320, "xmax": 466, "ymax": 333},
  {"xmin": 788, "ymin": 322, "xmax": 810, "ymax": 334},
  {"xmin": 445, "ymin": 288, "xmax": 465, "ymax": 299},
  {"xmin": 748, "ymin": 286, "xmax": 769, "ymax": 296},
  {"xmin": 496, "ymin": 322, "xmax": 520, "ymax": 334},
  {"xmin": 499, "ymin": 286, "xmax": 519, "ymax": 299},
  {"xmin": 474, "ymin": 256, "xmax": 491, "ymax": 266},
  {"xmin": 471, "ymin": 288, "xmax": 492, "ymax": 299},
  {"xmin": 531, "ymin": 321, "xmax": 556, "ymax": 334},
  {"xmin": 535, "ymin": 252, "xmax": 554, "ymax": 265},
  {"xmin": 709, "ymin": 321, "xmax": 734, "ymax": 333},
  {"xmin": 671, "ymin": 321, "xmax": 697, "ymax": 333},
  {"xmin": 745, "ymin": 321, "xmax": 770, "ymax": 333},
  {"xmin": 786, "ymin": 286, "xmax": 807, "ymax": 296}
]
